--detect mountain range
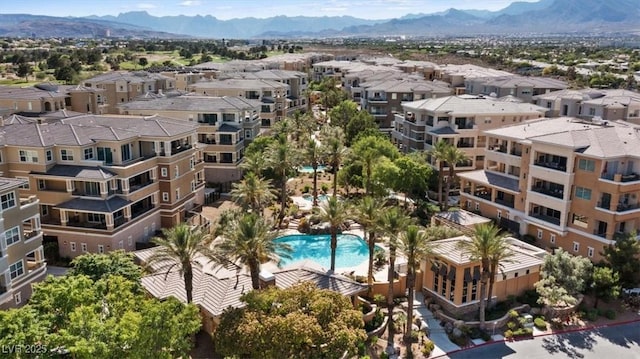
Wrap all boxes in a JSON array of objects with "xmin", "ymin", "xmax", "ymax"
[{"xmin": 0, "ymin": 0, "xmax": 638, "ymax": 39}]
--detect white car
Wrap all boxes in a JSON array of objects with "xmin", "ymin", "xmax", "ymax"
[{"xmin": 622, "ymin": 288, "xmax": 640, "ymax": 296}]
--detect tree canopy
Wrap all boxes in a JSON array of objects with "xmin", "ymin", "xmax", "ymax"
[
  {"xmin": 535, "ymin": 249, "xmax": 593, "ymax": 307},
  {"xmin": 213, "ymin": 282, "xmax": 366, "ymax": 359},
  {"xmin": 601, "ymin": 232, "xmax": 640, "ymax": 289},
  {"xmin": 69, "ymin": 250, "xmax": 141, "ymax": 284}
]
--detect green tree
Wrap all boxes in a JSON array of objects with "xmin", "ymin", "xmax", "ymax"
[
  {"xmin": 317, "ymin": 197, "xmax": 351, "ymax": 272},
  {"xmin": 393, "ymin": 153, "xmax": 433, "ymax": 204},
  {"xmin": 266, "ymin": 134, "xmax": 301, "ymax": 227},
  {"xmin": 328, "ymin": 100, "xmax": 358, "ymax": 133},
  {"xmin": 138, "ymin": 57, "xmax": 148, "ymax": 67},
  {"xmin": 304, "ymin": 138, "xmax": 323, "ymax": 206},
  {"xmin": 379, "ymin": 207, "xmax": 412, "ymax": 346},
  {"xmin": 602, "ymin": 232, "xmax": 640, "ymax": 288},
  {"xmin": 319, "ymin": 126, "xmax": 348, "ymax": 198},
  {"xmin": 535, "ymin": 248, "xmax": 593, "ymax": 307},
  {"xmin": 485, "ymin": 227, "xmax": 514, "ymax": 304},
  {"xmin": 16, "ymin": 62, "xmax": 32, "ymax": 81},
  {"xmin": 217, "ymin": 213, "xmax": 291, "ymax": 290},
  {"xmin": 397, "ymin": 225, "xmax": 438, "ymax": 352},
  {"xmin": 345, "ymin": 111, "xmax": 379, "ymax": 146},
  {"xmin": 349, "ymin": 135, "xmax": 400, "ymax": 195},
  {"xmin": 145, "ymin": 224, "xmax": 213, "ymax": 303},
  {"xmin": 354, "ymin": 196, "xmax": 385, "ymax": 292},
  {"xmin": 230, "ymin": 172, "xmax": 275, "ymax": 214},
  {"xmin": 442, "ymin": 145, "xmax": 469, "ymax": 210},
  {"xmin": 428, "ymin": 140, "xmax": 450, "ymax": 210},
  {"xmin": 422, "ymin": 225, "xmax": 462, "ymax": 241},
  {"xmin": 213, "ymin": 282, "xmax": 366, "ymax": 359},
  {"xmin": 591, "ymin": 266, "xmax": 620, "ymax": 309},
  {"xmin": 455, "ymin": 223, "xmax": 507, "ymax": 328},
  {"xmin": 69, "ymin": 250, "xmax": 141, "ymax": 284}
]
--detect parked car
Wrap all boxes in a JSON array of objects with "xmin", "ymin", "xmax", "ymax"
[{"xmin": 622, "ymin": 288, "xmax": 640, "ymax": 296}]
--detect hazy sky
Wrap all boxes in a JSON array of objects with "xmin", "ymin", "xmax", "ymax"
[{"xmin": 3, "ymin": 0, "xmax": 538, "ymax": 19}]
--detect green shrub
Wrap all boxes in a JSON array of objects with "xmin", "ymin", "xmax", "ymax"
[
  {"xmin": 321, "ymin": 183, "xmax": 329, "ymax": 193},
  {"xmin": 517, "ymin": 289, "xmax": 542, "ymax": 308},
  {"xmin": 373, "ymin": 294, "xmax": 386, "ymax": 305},
  {"xmin": 534, "ymin": 317, "xmax": 547, "ymax": 330},
  {"xmin": 302, "ymin": 185, "xmax": 311, "ymax": 193},
  {"xmin": 507, "ymin": 322, "xmax": 516, "ymax": 330},
  {"xmin": 604, "ymin": 309, "xmax": 617, "ymax": 320},
  {"xmin": 481, "ymin": 330, "xmax": 492, "ymax": 341},
  {"xmin": 509, "ymin": 310, "xmax": 519, "ymax": 319},
  {"xmin": 422, "ymin": 340, "xmax": 435, "ymax": 357},
  {"xmin": 380, "ymin": 352, "xmax": 389, "ymax": 359},
  {"xmin": 585, "ymin": 309, "xmax": 599, "ymax": 321},
  {"xmin": 504, "ymin": 329, "xmax": 513, "ymax": 339}
]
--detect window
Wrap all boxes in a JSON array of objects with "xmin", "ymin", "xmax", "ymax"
[
  {"xmin": 391, "ymin": 93, "xmax": 397, "ymax": 100},
  {"xmin": 70, "ymin": 242, "xmax": 76, "ymax": 252},
  {"xmin": 573, "ymin": 242, "xmax": 580, "ymax": 252},
  {"xmin": 175, "ymin": 189, "xmax": 180, "ymax": 200},
  {"xmin": 475, "ymin": 202, "xmax": 480, "ymax": 211},
  {"xmin": 190, "ymin": 158, "xmax": 195, "ymax": 169},
  {"xmin": 14, "ymin": 292, "xmax": 21, "ymax": 305},
  {"xmin": 175, "ymin": 165, "xmax": 179, "ymax": 178},
  {"xmin": 191, "ymin": 181, "xmax": 196, "ymax": 192},
  {"xmin": 41, "ymin": 205, "xmax": 48, "ymax": 216},
  {"xmin": 589, "ymin": 108, "xmax": 596, "ymax": 116},
  {"xmin": 550, "ymin": 234, "xmax": 556, "ymax": 244},
  {"xmin": 1, "ymin": 192, "xmax": 16, "ymax": 210},
  {"xmin": 16, "ymin": 177, "xmax": 29, "ymax": 189},
  {"xmin": 84, "ymin": 148, "xmax": 94, "ymax": 160},
  {"xmin": 575, "ymin": 187, "xmax": 592, "ymax": 200},
  {"xmin": 60, "ymin": 149, "xmax": 74, "ymax": 161},
  {"xmin": 98, "ymin": 244, "xmax": 104, "ymax": 254},
  {"xmin": 87, "ymin": 213, "xmax": 104, "ymax": 223},
  {"xmin": 161, "ymin": 168, "xmax": 168, "ymax": 177},
  {"xmin": 497, "ymin": 210, "xmax": 502, "ymax": 219},
  {"xmin": 121, "ymin": 144, "xmax": 132, "ymax": 161},
  {"xmin": 81, "ymin": 243, "xmax": 87, "ymax": 253},
  {"xmin": 587, "ymin": 247, "xmax": 594, "ymax": 258},
  {"xmin": 514, "ymin": 272, "xmax": 519, "ymax": 278},
  {"xmin": 578, "ymin": 158, "xmax": 595, "ymax": 172},
  {"xmin": 10, "ymin": 260, "xmax": 24, "ymax": 279},
  {"xmin": 526, "ymin": 269, "xmax": 530, "ymax": 275},
  {"xmin": 537, "ymin": 229, "xmax": 543, "ymax": 239},
  {"xmin": 128, "ymin": 236, "xmax": 133, "ymax": 247},
  {"xmin": 162, "ymin": 192, "xmax": 169, "ymax": 202},
  {"xmin": 19, "ymin": 150, "xmax": 38, "ymax": 163},
  {"xmin": 118, "ymin": 241, "xmax": 123, "ymax": 249},
  {"xmin": 572, "ymin": 214, "xmax": 588, "ymax": 228},
  {"xmin": 5, "ymin": 227, "xmax": 20, "ymax": 246}
]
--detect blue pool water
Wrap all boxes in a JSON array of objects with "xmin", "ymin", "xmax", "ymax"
[
  {"xmin": 299, "ymin": 165, "xmax": 327, "ymax": 173},
  {"xmin": 302, "ymin": 194, "xmax": 329, "ymax": 202},
  {"xmin": 276, "ymin": 234, "xmax": 376, "ymax": 269}
]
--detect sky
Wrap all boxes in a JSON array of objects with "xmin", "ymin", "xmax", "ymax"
[{"xmin": 2, "ymin": 0, "xmax": 538, "ymax": 20}]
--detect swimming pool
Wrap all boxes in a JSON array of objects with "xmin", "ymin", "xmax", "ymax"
[
  {"xmin": 302, "ymin": 194, "xmax": 329, "ymax": 202},
  {"xmin": 276, "ymin": 234, "xmax": 377, "ymax": 269},
  {"xmin": 299, "ymin": 165, "xmax": 327, "ymax": 173}
]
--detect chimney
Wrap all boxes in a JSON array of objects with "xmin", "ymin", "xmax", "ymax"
[{"xmin": 259, "ymin": 270, "xmax": 276, "ymax": 289}]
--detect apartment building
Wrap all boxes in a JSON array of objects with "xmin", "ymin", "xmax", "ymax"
[
  {"xmin": 216, "ymin": 70, "xmax": 309, "ymax": 114},
  {"xmin": 0, "ymin": 114, "xmax": 204, "ymax": 259},
  {"xmin": 361, "ymin": 79, "xmax": 452, "ymax": 130},
  {"xmin": 465, "ymin": 75, "xmax": 568, "ymax": 103},
  {"xmin": 534, "ymin": 89, "xmax": 640, "ymax": 123},
  {"xmin": 0, "ymin": 84, "xmax": 69, "ymax": 115},
  {"xmin": 421, "ymin": 235, "xmax": 544, "ymax": 316},
  {"xmin": 458, "ymin": 117, "xmax": 640, "ymax": 262},
  {"xmin": 120, "ymin": 95, "xmax": 261, "ymax": 183},
  {"xmin": 393, "ymin": 95, "xmax": 546, "ymax": 170},
  {"xmin": 189, "ymin": 79, "xmax": 289, "ymax": 127},
  {"xmin": 0, "ymin": 178, "xmax": 46, "ymax": 309},
  {"xmin": 82, "ymin": 71, "xmax": 176, "ymax": 114}
]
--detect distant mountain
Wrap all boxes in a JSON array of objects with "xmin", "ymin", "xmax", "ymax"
[
  {"xmin": 494, "ymin": 0, "xmax": 556, "ymax": 16},
  {"xmin": 0, "ymin": 14, "xmax": 188, "ymax": 38},
  {"xmin": 86, "ymin": 12, "xmax": 385, "ymax": 38}
]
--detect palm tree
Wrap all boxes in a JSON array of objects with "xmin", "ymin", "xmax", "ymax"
[
  {"xmin": 290, "ymin": 111, "xmax": 315, "ymax": 144},
  {"xmin": 442, "ymin": 145, "xmax": 469, "ymax": 210},
  {"xmin": 397, "ymin": 225, "xmax": 438, "ymax": 354},
  {"xmin": 216, "ymin": 213, "xmax": 291, "ymax": 290},
  {"xmin": 428, "ymin": 140, "xmax": 450, "ymax": 210},
  {"xmin": 320, "ymin": 126, "xmax": 347, "ymax": 198},
  {"xmin": 304, "ymin": 138, "xmax": 323, "ymax": 206},
  {"xmin": 230, "ymin": 172, "xmax": 275, "ymax": 214},
  {"xmin": 354, "ymin": 196, "xmax": 385, "ymax": 292},
  {"xmin": 317, "ymin": 196, "xmax": 351, "ymax": 272},
  {"xmin": 379, "ymin": 207, "xmax": 412, "ymax": 348},
  {"xmin": 145, "ymin": 223, "xmax": 212, "ymax": 303},
  {"xmin": 240, "ymin": 151, "xmax": 268, "ymax": 177},
  {"xmin": 455, "ymin": 223, "xmax": 505, "ymax": 329},
  {"xmin": 266, "ymin": 134, "xmax": 300, "ymax": 227},
  {"xmin": 485, "ymin": 229, "xmax": 514, "ymax": 305}
]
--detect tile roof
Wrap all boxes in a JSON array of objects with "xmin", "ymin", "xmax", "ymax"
[
  {"xmin": 55, "ymin": 197, "xmax": 131, "ymax": 213},
  {"xmin": 458, "ymin": 170, "xmax": 520, "ymax": 193},
  {"xmin": 135, "ymin": 248, "xmax": 367, "ymax": 317},
  {"xmin": 119, "ymin": 95, "xmax": 261, "ymax": 112},
  {"xmin": 0, "ymin": 177, "xmax": 28, "ymax": 192},
  {"xmin": 83, "ymin": 71, "xmax": 173, "ymax": 84},
  {"xmin": 0, "ymin": 85, "xmax": 69, "ymax": 100},
  {"xmin": 190, "ymin": 78, "xmax": 289, "ymax": 90},
  {"xmin": 402, "ymin": 95, "xmax": 547, "ymax": 115},
  {"xmin": 435, "ymin": 210, "xmax": 492, "ymax": 227},
  {"xmin": 37, "ymin": 165, "xmax": 116, "ymax": 179}
]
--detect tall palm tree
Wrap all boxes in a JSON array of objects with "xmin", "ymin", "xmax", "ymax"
[
  {"xmin": 379, "ymin": 207, "xmax": 412, "ymax": 348},
  {"xmin": 455, "ymin": 223, "xmax": 505, "ymax": 329},
  {"xmin": 317, "ymin": 196, "xmax": 351, "ymax": 272},
  {"xmin": 290, "ymin": 111, "xmax": 315, "ymax": 144},
  {"xmin": 320, "ymin": 126, "xmax": 347, "ymax": 198},
  {"xmin": 216, "ymin": 213, "xmax": 291, "ymax": 290},
  {"xmin": 266, "ymin": 134, "xmax": 300, "ymax": 227},
  {"xmin": 304, "ymin": 138, "xmax": 323, "ymax": 206},
  {"xmin": 428, "ymin": 140, "xmax": 450, "ymax": 210},
  {"xmin": 354, "ymin": 196, "xmax": 385, "ymax": 292},
  {"xmin": 397, "ymin": 225, "xmax": 438, "ymax": 354},
  {"xmin": 442, "ymin": 144, "xmax": 469, "ymax": 210},
  {"xmin": 240, "ymin": 151, "xmax": 268, "ymax": 177},
  {"xmin": 230, "ymin": 172, "xmax": 275, "ymax": 214},
  {"xmin": 145, "ymin": 223, "xmax": 213, "ymax": 303},
  {"xmin": 485, "ymin": 229, "xmax": 514, "ymax": 305}
]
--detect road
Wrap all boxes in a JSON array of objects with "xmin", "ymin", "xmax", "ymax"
[{"xmin": 444, "ymin": 321, "xmax": 640, "ymax": 359}]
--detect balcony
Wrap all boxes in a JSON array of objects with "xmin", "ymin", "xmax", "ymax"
[
  {"xmin": 593, "ymin": 230, "xmax": 608, "ymax": 239},
  {"xmin": 597, "ymin": 201, "xmax": 611, "ymax": 211},
  {"xmin": 601, "ymin": 172, "xmax": 640, "ymax": 183},
  {"xmin": 67, "ymin": 219, "xmax": 107, "ymax": 230},
  {"xmin": 129, "ymin": 181, "xmax": 154, "ymax": 193},
  {"xmin": 617, "ymin": 203, "xmax": 640, "ymax": 212},
  {"xmin": 489, "ymin": 145, "xmax": 507, "ymax": 154},
  {"xmin": 474, "ymin": 190, "xmax": 492, "ymax": 201},
  {"xmin": 457, "ymin": 142, "xmax": 475, "ymax": 148},
  {"xmin": 510, "ymin": 147, "xmax": 523, "ymax": 157},
  {"xmin": 495, "ymin": 196, "xmax": 515, "ymax": 208},
  {"xmin": 531, "ymin": 186, "xmax": 564, "ymax": 199},
  {"xmin": 530, "ymin": 213, "xmax": 561, "ymax": 226},
  {"xmin": 534, "ymin": 161, "xmax": 567, "ymax": 172},
  {"xmin": 368, "ymin": 97, "xmax": 388, "ymax": 104}
]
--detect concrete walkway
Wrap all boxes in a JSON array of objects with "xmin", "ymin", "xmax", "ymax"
[{"xmin": 413, "ymin": 291, "xmax": 461, "ymax": 356}]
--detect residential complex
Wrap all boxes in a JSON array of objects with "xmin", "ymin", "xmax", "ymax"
[
  {"xmin": 393, "ymin": 95, "xmax": 547, "ymax": 170},
  {"xmin": 421, "ymin": 235, "xmax": 545, "ymax": 316},
  {"xmin": 0, "ymin": 114, "xmax": 204, "ymax": 258},
  {"xmin": 0, "ymin": 178, "xmax": 46, "ymax": 309},
  {"xmin": 465, "ymin": 75, "xmax": 568, "ymax": 103},
  {"xmin": 533, "ymin": 88, "xmax": 640, "ymax": 123},
  {"xmin": 459, "ymin": 117, "xmax": 640, "ymax": 262},
  {"xmin": 120, "ymin": 95, "xmax": 261, "ymax": 183}
]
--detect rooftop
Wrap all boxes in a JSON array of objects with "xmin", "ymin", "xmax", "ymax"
[
  {"xmin": 458, "ymin": 170, "xmax": 520, "ymax": 193},
  {"xmin": 402, "ymin": 95, "xmax": 547, "ymax": 115},
  {"xmin": 119, "ymin": 95, "xmax": 261, "ymax": 112}
]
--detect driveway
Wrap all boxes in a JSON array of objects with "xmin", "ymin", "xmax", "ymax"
[{"xmin": 46, "ymin": 266, "xmax": 70, "ymax": 277}]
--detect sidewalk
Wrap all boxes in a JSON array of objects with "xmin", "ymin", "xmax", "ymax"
[{"xmin": 413, "ymin": 291, "xmax": 461, "ymax": 357}]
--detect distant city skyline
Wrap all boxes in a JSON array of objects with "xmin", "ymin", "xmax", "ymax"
[{"xmin": 3, "ymin": 0, "xmax": 539, "ymax": 20}]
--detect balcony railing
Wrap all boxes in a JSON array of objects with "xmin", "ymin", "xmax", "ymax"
[
  {"xmin": 531, "ymin": 186, "xmax": 564, "ymax": 199},
  {"xmin": 457, "ymin": 142, "xmax": 474, "ymax": 148},
  {"xmin": 601, "ymin": 172, "xmax": 640, "ymax": 183},
  {"xmin": 490, "ymin": 145, "xmax": 507, "ymax": 153},
  {"xmin": 495, "ymin": 198, "xmax": 515, "ymax": 208},
  {"xmin": 534, "ymin": 161, "xmax": 566, "ymax": 172},
  {"xmin": 617, "ymin": 203, "xmax": 640, "ymax": 212},
  {"xmin": 0, "ymin": 285, "xmax": 6, "ymax": 294},
  {"xmin": 23, "ymin": 230, "xmax": 41, "ymax": 240},
  {"xmin": 129, "ymin": 181, "xmax": 154, "ymax": 193},
  {"xmin": 596, "ymin": 201, "xmax": 611, "ymax": 210},
  {"xmin": 530, "ymin": 213, "xmax": 561, "ymax": 226},
  {"xmin": 593, "ymin": 230, "xmax": 608, "ymax": 239},
  {"xmin": 510, "ymin": 148, "xmax": 522, "ymax": 156},
  {"xmin": 474, "ymin": 191, "xmax": 492, "ymax": 201}
]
